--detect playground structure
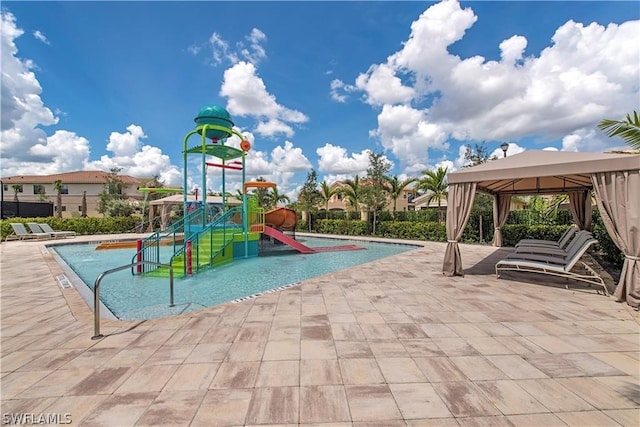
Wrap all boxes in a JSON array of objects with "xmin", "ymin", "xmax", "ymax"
[{"xmin": 131, "ymin": 104, "xmax": 363, "ymax": 278}]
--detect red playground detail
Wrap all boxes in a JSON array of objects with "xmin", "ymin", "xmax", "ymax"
[{"xmin": 262, "ymin": 226, "xmax": 364, "ymax": 253}]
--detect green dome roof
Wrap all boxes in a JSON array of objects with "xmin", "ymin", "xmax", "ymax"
[
  {"xmin": 194, "ymin": 104, "xmax": 234, "ymax": 139},
  {"xmin": 194, "ymin": 104, "xmax": 232, "ymax": 122}
]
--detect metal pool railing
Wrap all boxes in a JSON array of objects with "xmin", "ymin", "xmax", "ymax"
[{"xmin": 91, "ymin": 260, "xmax": 174, "ymax": 340}]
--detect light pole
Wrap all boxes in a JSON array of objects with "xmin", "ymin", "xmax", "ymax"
[{"xmin": 500, "ymin": 142, "xmax": 509, "ymax": 158}]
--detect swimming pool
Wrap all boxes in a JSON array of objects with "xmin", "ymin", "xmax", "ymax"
[{"xmin": 51, "ymin": 236, "xmax": 418, "ymax": 320}]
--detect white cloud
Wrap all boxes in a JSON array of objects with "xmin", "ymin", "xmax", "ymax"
[
  {"xmin": 105, "ymin": 124, "xmax": 146, "ymax": 157},
  {"xmin": 202, "ymin": 28, "xmax": 266, "ymax": 66},
  {"xmin": 203, "ymin": 139, "xmax": 312, "ymax": 197},
  {"xmin": 256, "ymin": 119, "xmax": 294, "ymax": 138},
  {"xmin": 209, "ymin": 32, "xmax": 234, "ymax": 65},
  {"xmin": 316, "ymin": 143, "xmax": 371, "ymax": 175},
  {"xmin": 330, "ymin": 79, "xmax": 349, "ymax": 103},
  {"xmin": 32, "ymin": 30, "xmax": 49, "ymax": 45},
  {"xmin": 87, "ymin": 125, "xmax": 182, "ymax": 185},
  {"xmin": 344, "ymin": 0, "xmax": 639, "ymax": 165},
  {"xmin": 355, "ymin": 63, "xmax": 414, "ymax": 106},
  {"xmin": 220, "ymin": 61, "xmax": 308, "ymax": 138},
  {"xmin": 241, "ymin": 28, "xmax": 267, "ymax": 64},
  {"xmin": 372, "ymin": 104, "xmax": 449, "ymax": 169},
  {"xmin": 2, "ymin": 130, "xmax": 90, "ymax": 177},
  {"xmin": 1, "ymin": 11, "xmax": 60, "ymax": 167}
]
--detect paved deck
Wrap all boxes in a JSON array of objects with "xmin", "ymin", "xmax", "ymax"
[{"xmin": 1, "ymin": 234, "xmax": 638, "ymax": 426}]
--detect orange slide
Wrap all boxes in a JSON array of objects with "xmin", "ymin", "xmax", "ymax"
[{"xmin": 265, "ymin": 207, "xmax": 297, "ymax": 229}]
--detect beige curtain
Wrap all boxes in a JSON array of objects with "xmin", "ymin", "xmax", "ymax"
[
  {"xmin": 443, "ymin": 182, "xmax": 477, "ymax": 276},
  {"xmin": 492, "ymin": 194, "xmax": 512, "ymax": 247},
  {"xmin": 160, "ymin": 203, "xmax": 173, "ymax": 229},
  {"xmin": 568, "ymin": 190, "xmax": 592, "ymax": 231},
  {"xmin": 147, "ymin": 204, "xmax": 158, "ymax": 232},
  {"xmin": 591, "ymin": 170, "xmax": 640, "ymax": 308}
]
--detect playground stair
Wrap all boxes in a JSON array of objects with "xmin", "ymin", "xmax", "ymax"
[{"xmin": 171, "ymin": 226, "xmax": 241, "ymax": 275}]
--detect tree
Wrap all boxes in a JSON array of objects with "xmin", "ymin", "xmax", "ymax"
[
  {"xmin": 98, "ymin": 168, "xmax": 128, "ymax": 216},
  {"xmin": 464, "ymin": 142, "xmax": 497, "ymax": 167},
  {"xmin": 319, "ymin": 180, "xmax": 338, "ymax": 217},
  {"xmin": 53, "ymin": 180, "xmax": 63, "ymax": 218},
  {"xmin": 249, "ymin": 177, "xmax": 272, "ymax": 209},
  {"xmin": 598, "ymin": 110, "xmax": 640, "ymax": 150},
  {"xmin": 463, "ymin": 142, "xmax": 496, "ymax": 233},
  {"xmin": 103, "ymin": 199, "xmax": 135, "ymax": 217},
  {"xmin": 297, "ymin": 169, "xmax": 322, "ymax": 231},
  {"xmin": 417, "ymin": 166, "xmax": 449, "ymax": 222},
  {"xmin": 232, "ymin": 189, "xmax": 244, "ymax": 202},
  {"xmin": 385, "ymin": 175, "xmax": 418, "ymax": 217},
  {"xmin": 81, "ymin": 191, "xmax": 87, "ymax": 217},
  {"xmin": 363, "ymin": 151, "xmax": 392, "ymax": 234},
  {"xmin": 11, "ymin": 185, "xmax": 20, "ymax": 202},
  {"xmin": 267, "ymin": 187, "xmax": 290, "ymax": 209},
  {"xmin": 339, "ymin": 175, "xmax": 364, "ymax": 215},
  {"xmin": 106, "ymin": 167, "xmax": 126, "ymax": 197},
  {"xmin": 36, "ymin": 186, "xmax": 47, "ymax": 202}
]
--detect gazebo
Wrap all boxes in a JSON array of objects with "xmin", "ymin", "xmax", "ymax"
[{"xmin": 442, "ymin": 150, "xmax": 640, "ymax": 308}]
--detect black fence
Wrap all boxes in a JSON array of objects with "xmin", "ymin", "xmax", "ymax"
[{"xmin": 1, "ymin": 201, "xmax": 54, "ymax": 219}]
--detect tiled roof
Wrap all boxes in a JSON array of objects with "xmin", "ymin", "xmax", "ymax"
[{"xmin": 1, "ymin": 170, "xmax": 146, "ymax": 185}]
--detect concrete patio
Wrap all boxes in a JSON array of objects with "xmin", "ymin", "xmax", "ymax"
[{"xmin": 1, "ymin": 234, "xmax": 638, "ymax": 426}]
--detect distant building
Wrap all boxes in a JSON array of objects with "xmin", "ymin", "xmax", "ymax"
[
  {"xmin": 1, "ymin": 171, "xmax": 146, "ymax": 218},
  {"xmin": 412, "ymin": 192, "xmax": 448, "ymax": 210},
  {"xmin": 322, "ymin": 180, "xmax": 418, "ymax": 213}
]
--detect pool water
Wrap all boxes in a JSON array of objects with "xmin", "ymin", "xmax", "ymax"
[{"xmin": 51, "ymin": 236, "xmax": 418, "ymax": 320}]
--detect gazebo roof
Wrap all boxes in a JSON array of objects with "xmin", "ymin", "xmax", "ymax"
[{"xmin": 447, "ymin": 151, "xmax": 640, "ymax": 195}]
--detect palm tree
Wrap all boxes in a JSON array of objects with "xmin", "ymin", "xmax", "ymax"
[
  {"xmin": 417, "ymin": 166, "xmax": 449, "ymax": 222},
  {"xmin": 598, "ymin": 110, "xmax": 640, "ymax": 150},
  {"xmin": 81, "ymin": 191, "xmax": 87, "ymax": 217},
  {"xmin": 339, "ymin": 175, "xmax": 364, "ymax": 217},
  {"xmin": 384, "ymin": 175, "xmax": 418, "ymax": 217},
  {"xmin": 53, "ymin": 180, "xmax": 63, "ymax": 218},
  {"xmin": 319, "ymin": 180, "xmax": 338, "ymax": 217},
  {"xmin": 267, "ymin": 187, "xmax": 290, "ymax": 209},
  {"xmin": 11, "ymin": 185, "xmax": 20, "ymax": 202}
]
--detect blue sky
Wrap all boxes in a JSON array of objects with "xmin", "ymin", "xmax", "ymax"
[{"xmin": 1, "ymin": 1, "xmax": 638, "ymax": 199}]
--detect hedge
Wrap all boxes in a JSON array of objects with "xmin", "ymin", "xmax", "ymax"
[{"xmin": 314, "ymin": 219, "xmax": 370, "ymax": 236}]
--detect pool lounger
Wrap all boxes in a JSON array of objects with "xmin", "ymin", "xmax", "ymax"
[{"xmin": 496, "ymin": 236, "xmax": 608, "ymax": 296}]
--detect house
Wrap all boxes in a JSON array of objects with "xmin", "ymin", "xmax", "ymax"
[
  {"xmin": 1, "ymin": 171, "xmax": 147, "ymax": 218},
  {"xmin": 413, "ymin": 192, "xmax": 448, "ymax": 210},
  {"xmin": 322, "ymin": 180, "xmax": 418, "ymax": 213}
]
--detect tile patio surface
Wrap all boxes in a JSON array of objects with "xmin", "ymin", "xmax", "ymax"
[{"xmin": 1, "ymin": 233, "xmax": 638, "ymax": 426}]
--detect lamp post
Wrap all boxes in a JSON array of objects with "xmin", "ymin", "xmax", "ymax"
[{"xmin": 500, "ymin": 142, "xmax": 509, "ymax": 158}]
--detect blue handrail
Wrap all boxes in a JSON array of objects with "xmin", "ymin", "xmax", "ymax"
[{"xmin": 131, "ymin": 207, "xmax": 205, "ymax": 273}]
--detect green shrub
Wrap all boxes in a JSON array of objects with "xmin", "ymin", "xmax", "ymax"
[
  {"xmin": 315, "ymin": 219, "xmax": 370, "ymax": 236},
  {"xmin": 377, "ymin": 221, "xmax": 446, "ymax": 241},
  {"xmin": 463, "ymin": 209, "xmax": 494, "ymax": 243},
  {"xmin": 395, "ymin": 210, "xmax": 438, "ymax": 222},
  {"xmin": 591, "ymin": 209, "xmax": 624, "ymax": 268},
  {"xmin": 502, "ymin": 224, "xmax": 570, "ymax": 247}
]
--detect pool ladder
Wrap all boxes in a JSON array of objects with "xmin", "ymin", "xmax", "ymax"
[{"xmin": 91, "ymin": 260, "xmax": 174, "ymax": 340}]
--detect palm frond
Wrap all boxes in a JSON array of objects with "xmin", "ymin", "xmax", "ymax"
[{"xmin": 598, "ymin": 111, "xmax": 640, "ymax": 150}]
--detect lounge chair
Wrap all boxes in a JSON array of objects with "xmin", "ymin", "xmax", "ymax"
[
  {"xmin": 37, "ymin": 223, "xmax": 76, "ymax": 238},
  {"xmin": 5, "ymin": 223, "xmax": 52, "ymax": 241},
  {"xmin": 515, "ymin": 225, "xmax": 578, "ymax": 249},
  {"xmin": 512, "ymin": 230, "xmax": 593, "ymax": 258},
  {"xmin": 496, "ymin": 234, "xmax": 608, "ymax": 296}
]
